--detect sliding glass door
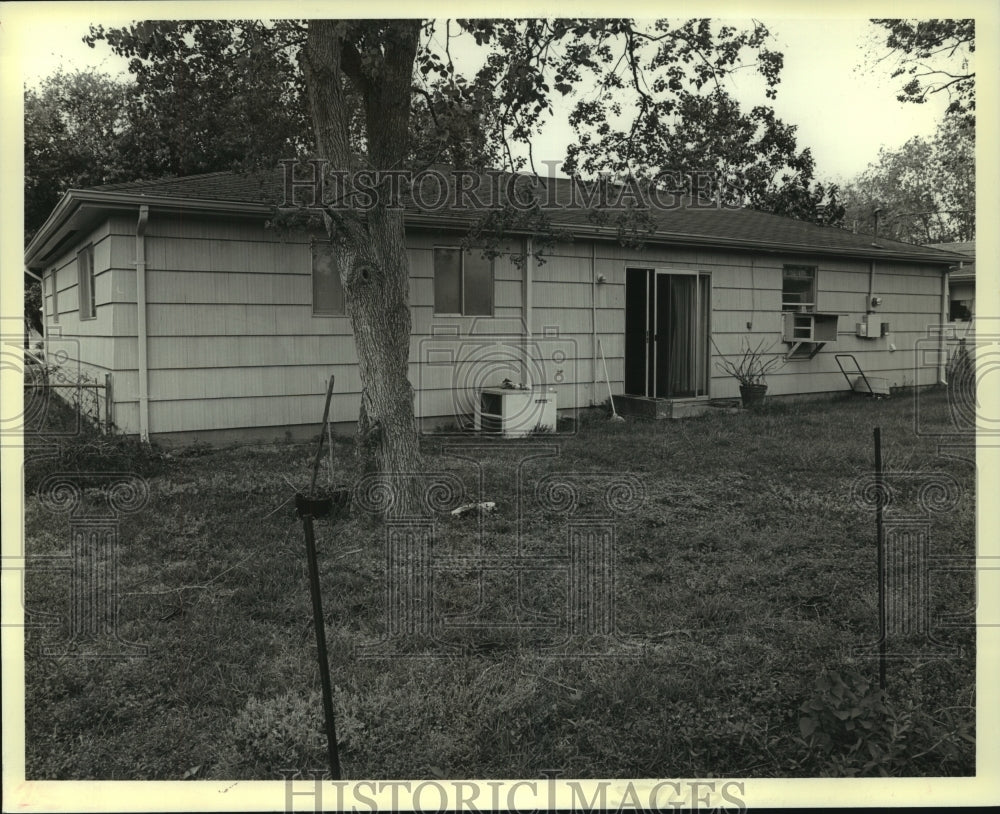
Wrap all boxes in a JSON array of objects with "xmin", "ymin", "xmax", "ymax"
[{"xmin": 624, "ymin": 268, "xmax": 710, "ymax": 398}]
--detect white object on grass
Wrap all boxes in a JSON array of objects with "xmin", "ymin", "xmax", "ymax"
[{"xmin": 451, "ymin": 501, "xmax": 497, "ymax": 517}]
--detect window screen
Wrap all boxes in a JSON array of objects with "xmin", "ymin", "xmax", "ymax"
[
  {"xmin": 782, "ymin": 265, "xmax": 816, "ymax": 311},
  {"xmin": 433, "ymin": 247, "xmax": 494, "ymax": 315},
  {"xmin": 433, "ymin": 247, "xmax": 463, "ymax": 314},
  {"xmin": 312, "ymin": 240, "xmax": 346, "ymax": 315},
  {"xmin": 463, "ymin": 251, "xmax": 493, "ymax": 316},
  {"xmin": 78, "ymin": 245, "xmax": 95, "ymax": 319}
]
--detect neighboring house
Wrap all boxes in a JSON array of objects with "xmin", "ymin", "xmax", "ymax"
[
  {"xmin": 23, "ymin": 169, "xmax": 965, "ymax": 443},
  {"xmin": 928, "ymin": 241, "xmax": 976, "ymax": 326}
]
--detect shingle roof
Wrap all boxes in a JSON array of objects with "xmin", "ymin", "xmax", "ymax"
[
  {"xmin": 928, "ymin": 241, "xmax": 975, "ymax": 279},
  {"xmin": 91, "ymin": 170, "xmax": 280, "ymax": 201},
  {"xmin": 928, "ymin": 241, "xmax": 974, "ymax": 257},
  {"xmin": 85, "ymin": 168, "xmax": 963, "ymax": 264}
]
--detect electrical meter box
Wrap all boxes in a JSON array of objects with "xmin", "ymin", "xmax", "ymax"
[{"xmin": 856, "ymin": 318, "xmax": 891, "ymax": 338}]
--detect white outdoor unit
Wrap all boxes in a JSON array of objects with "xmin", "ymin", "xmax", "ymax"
[{"xmin": 474, "ymin": 387, "xmax": 557, "ymax": 437}]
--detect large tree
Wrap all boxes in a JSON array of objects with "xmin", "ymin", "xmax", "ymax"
[
  {"xmin": 24, "ymin": 69, "xmax": 135, "ymax": 241},
  {"xmin": 839, "ymin": 114, "xmax": 974, "ymax": 244},
  {"xmin": 24, "ymin": 69, "xmax": 135, "ymax": 336},
  {"xmin": 587, "ymin": 87, "xmax": 842, "ymax": 224},
  {"xmin": 86, "ymin": 18, "xmax": 818, "ymax": 513},
  {"xmin": 851, "ymin": 19, "xmax": 975, "ymax": 245},
  {"xmin": 25, "ymin": 35, "xmax": 312, "ymax": 238},
  {"xmin": 85, "ymin": 21, "xmax": 312, "ymax": 178}
]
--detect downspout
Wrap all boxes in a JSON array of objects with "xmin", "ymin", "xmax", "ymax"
[
  {"xmin": 939, "ymin": 266, "xmax": 950, "ymax": 385},
  {"xmin": 591, "ymin": 241, "xmax": 598, "ymax": 406},
  {"xmin": 868, "ymin": 208, "xmax": 881, "ymax": 314},
  {"xmin": 954, "ymin": 260, "xmax": 970, "ymax": 339},
  {"xmin": 523, "ymin": 237, "xmax": 533, "ymax": 388},
  {"xmin": 136, "ymin": 205, "xmax": 150, "ymax": 441},
  {"xmin": 867, "ymin": 260, "xmax": 876, "ymax": 314}
]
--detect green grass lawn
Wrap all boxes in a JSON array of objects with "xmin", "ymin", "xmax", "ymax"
[{"xmin": 22, "ymin": 388, "xmax": 976, "ymax": 779}]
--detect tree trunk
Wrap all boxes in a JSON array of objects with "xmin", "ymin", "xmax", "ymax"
[
  {"xmin": 302, "ymin": 20, "xmax": 423, "ymax": 517},
  {"xmin": 346, "ymin": 207, "xmax": 422, "ymax": 516}
]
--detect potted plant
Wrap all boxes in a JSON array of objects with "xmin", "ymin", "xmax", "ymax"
[{"xmin": 713, "ymin": 337, "xmax": 785, "ymax": 407}]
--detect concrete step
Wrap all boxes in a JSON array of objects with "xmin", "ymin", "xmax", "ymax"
[{"xmin": 614, "ymin": 394, "xmax": 718, "ymax": 420}]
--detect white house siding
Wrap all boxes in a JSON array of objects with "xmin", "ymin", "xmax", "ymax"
[
  {"xmin": 407, "ymin": 230, "xmax": 525, "ymax": 425},
  {"xmin": 127, "ymin": 217, "xmax": 528, "ymax": 438},
  {"xmin": 521, "ymin": 242, "xmax": 945, "ymax": 403},
  {"xmin": 131, "ymin": 214, "xmax": 354, "ymax": 437},
  {"xmin": 41, "ymin": 210, "xmax": 948, "ymax": 440},
  {"xmin": 698, "ymin": 252, "xmax": 945, "ymax": 398},
  {"xmin": 40, "ymin": 217, "xmax": 124, "ymax": 428}
]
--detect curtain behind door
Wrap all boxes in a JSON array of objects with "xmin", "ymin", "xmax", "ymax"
[{"xmin": 667, "ymin": 275, "xmax": 695, "ymax": 397}]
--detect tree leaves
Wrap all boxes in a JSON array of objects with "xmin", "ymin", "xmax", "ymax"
[
  {"xmin": 441, "ymin": 19, "xmax": 829, "ymax": 224},
  {"xmin": 75, "ymin": 18, "xmax": 830, "ymax": 226},
  {"xmin": 839, "ymin": 114, "xmax": 974, "ymax": 244},
  {"xmin": 870, "ymin": 19, "xmax": 975, "ymax": 120},
  {"xmin": 84, "ymin": 21, "xmax": 312, "ymax": 180},
  {"xmin": 24, "ymin": 69, "xmax": 135, "ymax": 240}
]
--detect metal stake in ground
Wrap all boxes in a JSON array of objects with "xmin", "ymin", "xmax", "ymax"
[
  {"xmin": 310, "ymin": 375, "xmax": 337, "ymax": 493},
  {"xmin": 874, "ymin": 426, "xmax": 887, "ymax": 691},
  {"xmin": 296, "ymin": 374, "xmax": 341, "ymax": 779}
]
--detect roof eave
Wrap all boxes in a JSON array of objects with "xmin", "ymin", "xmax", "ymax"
[
  {"xmin": 23, "ymin": 191, "xmax": 79, "ymax": 267},
  {"xmin": 25, "ymin": 189, "xmax": 963, "ymax": 269},
  {"xmin": 403, "ymin": 212, "xmax": 963, "ymax": 265},
  {"xmin": 24, "ymin": 190, "xmax": 275, "ymax": 270}
]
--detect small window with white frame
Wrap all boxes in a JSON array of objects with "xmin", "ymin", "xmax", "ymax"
[
  {"xmin": 78, "ymin": 245, "xmax": 95, "ymax": 320},
  {"xmin": 782, "ymin": 264, "xmax": 817, "ymax": 312},
  {"xmin": 433, "ymin": 246, "xmax": 494, "ymax": 316}
]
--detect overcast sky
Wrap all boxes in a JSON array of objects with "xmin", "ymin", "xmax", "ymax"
[{"xmin": 18, "ymin": 15, "xmax": 954, "ymax": 183}]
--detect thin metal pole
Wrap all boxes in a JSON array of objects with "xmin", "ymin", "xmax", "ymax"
[
  {"xmin": 874, "ymin": 426, "xmax": 887, "ymax": 691},
  {"xmin": 326, "ymin": 417, "xmax": 335, "ymax": 488},
  {"xmin": 105, "ymin": 373, "xmax": 113, "ymax": 434},
  {"xmin": 310, "ymin": 375, "xmax": 336, "ymax": 492},
  {"xmin": 301, "ymin": 509, "xmax": 342, "ymax": 779},
  {"xmin": 300, "ymin": 373, "xmax": 341, "ymax": 778}
]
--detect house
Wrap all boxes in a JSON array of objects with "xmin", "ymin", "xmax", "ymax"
[
  {"xmin": 23, "ymin": 168, "xmax": 966, "ymax": 443},
  {"xmin": 928, "ymin": 241, "xmax": 976, "ymax": 327}
]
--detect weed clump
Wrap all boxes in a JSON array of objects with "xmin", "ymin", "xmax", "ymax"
[
  {"xmin": 793, "ymin": 667, "xmax": 974, "ymax": 776},
  {"xmin": 23, "ymin": 392, "xmax": 165, "ymax": 493},
  {"xmin": 217, "ymin": 691, "xmax": 327, "ymax": 778}
]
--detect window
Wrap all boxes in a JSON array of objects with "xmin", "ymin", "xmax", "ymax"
[
  {"xmin": 433, "ymin": 247, "xmax": 493, "ymax": 316},
  {"xmin": 78, "ymin": 245, "xmax": 95, "ymax": 319},
  {"xmin": 49, "ymin": 268, "xmax": 58, "ymax": 324},
  {"xmin": 950, "ymin": 300, "xmax": 972, "ymax": 322},
  {"xmin": 782, "ymin": 264, "xmax": 816, "ymax": 312},
  {"xmin": 312, "ymin": 240, "xmax": 346, "ymax": 316}
]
